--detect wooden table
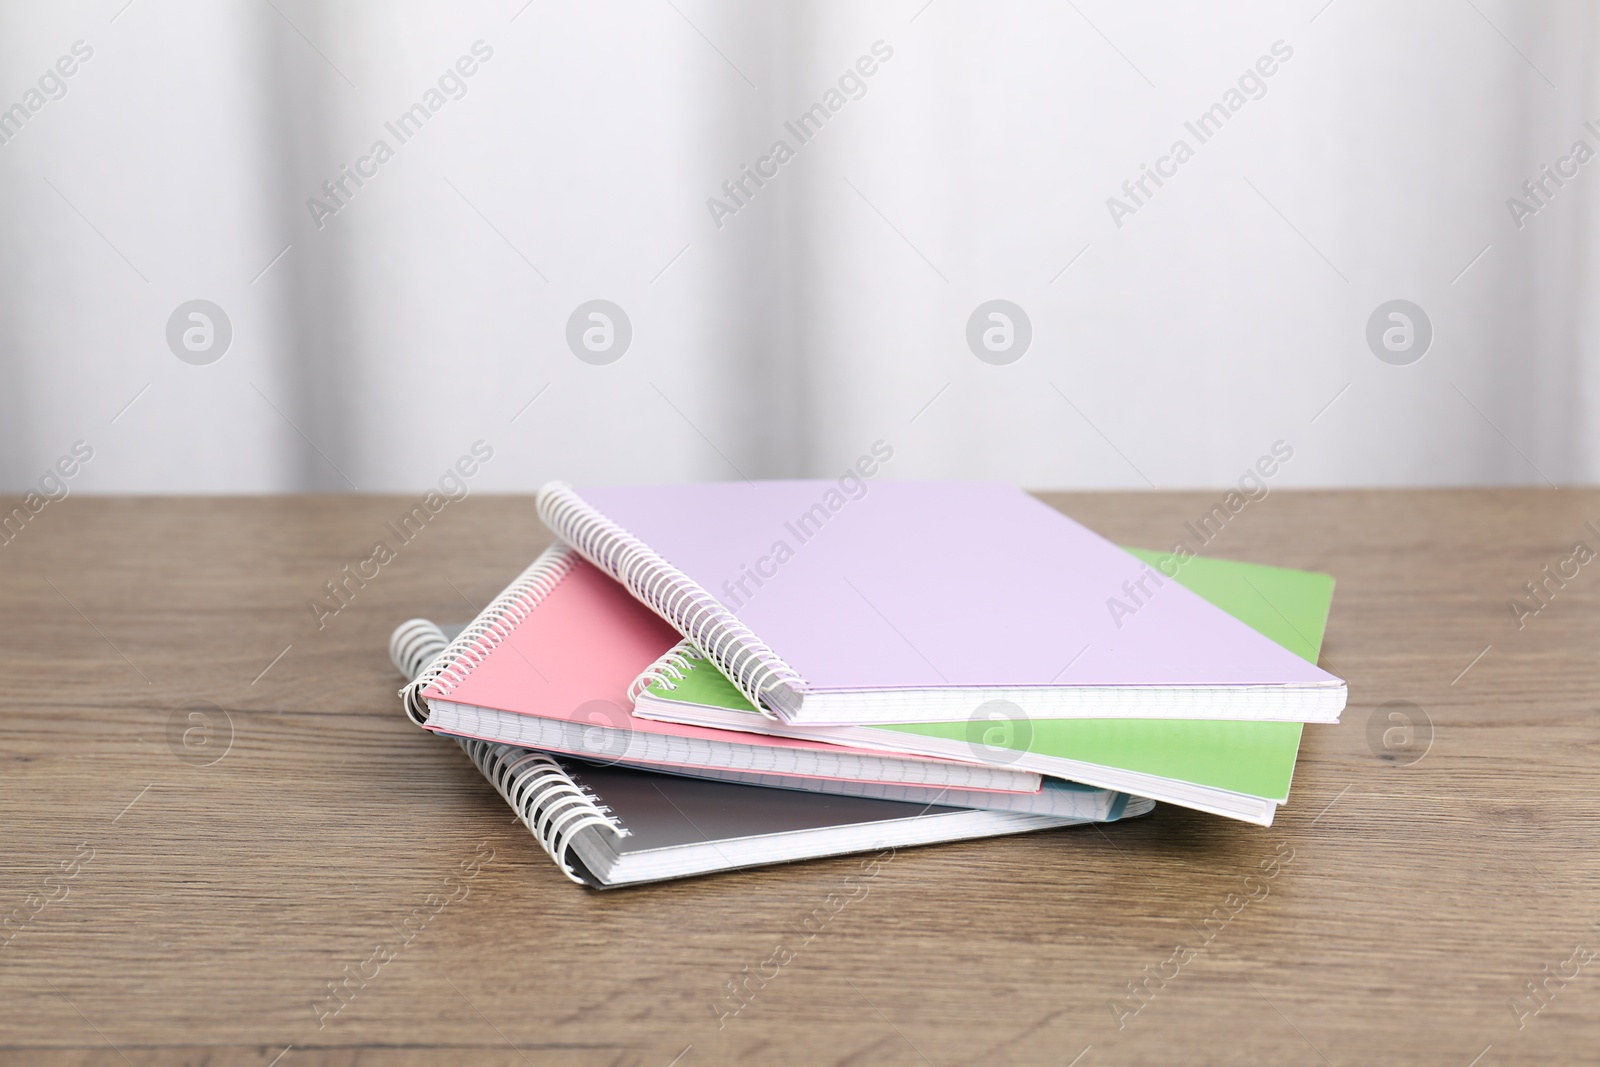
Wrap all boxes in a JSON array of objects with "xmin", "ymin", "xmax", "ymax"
[{"xmin": 2, "ymin": 491, "xmax": 1596, "ymax": 1066}]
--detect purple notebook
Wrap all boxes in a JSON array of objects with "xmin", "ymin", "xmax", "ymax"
[{"xmin": 536, "ymin": 480, "xmax": 1345, "ymax": 726}]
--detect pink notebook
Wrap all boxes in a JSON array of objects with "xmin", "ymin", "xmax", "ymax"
[
  {"xmin": 403, "ymin": 545, "xmax": 1042, "ymax": 794},
  {"xmin": 536, "ymin": 479, "xmax": 1346, "ymax": 725}
]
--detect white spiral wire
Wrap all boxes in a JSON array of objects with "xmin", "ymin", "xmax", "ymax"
[
  {"xmin": 388, "ymin": 602, "xmax": 625, "ymax": 888},
  {"xmin": 536, "ymin": 481, "xmax": 805, "ymax": 717},
  {"xmin": 394, "ymin": 543, "xmax": 577, "ymax": 725},
  {"xmin": 626, "ymin": 638, "xmax": 705, "ymax": 701},
  {"xmin": 462, "ymin": 740, "xmax": 626, "ymax": 886}
]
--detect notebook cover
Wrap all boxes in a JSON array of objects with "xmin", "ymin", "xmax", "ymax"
[
  {"xmin": 572, "ymin": 480, "xmax": 1338, "ymax": 694},
  {"xmin": 641, "ymin": 550, "xmax": 1335, "ymax": 802},
  {"xmin": 563, "ymin": 761, "xmax": 969, "ymax": 854},
  {"xmin": 426, "ymin": 555, "xmax": 1004, "ymax": 779}
]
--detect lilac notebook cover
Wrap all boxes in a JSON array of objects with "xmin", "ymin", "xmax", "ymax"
[{"xmin": 575, "ymin": 480, "xmax": 1338, "ymax": 693}]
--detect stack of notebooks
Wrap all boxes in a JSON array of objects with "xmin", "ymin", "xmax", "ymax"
[{"xmin": 390, "ymin": 480, "xmax": 1344, "ymax": 888}]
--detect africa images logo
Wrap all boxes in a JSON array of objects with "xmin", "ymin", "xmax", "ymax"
[
  {"xmin": 966, "ymin": 300, "xmax": 1031, "ymax": 365},
  {"xmin": 566, "ymin": 300, "xmax": 632, "ymax": 365},
  {"xmin": 1365, "ymin": 300, "xmax": 1432, "ymax": 366},
  {"xmin": 166, "ymin": 300, "xmax": 232, "ymax": 365}
]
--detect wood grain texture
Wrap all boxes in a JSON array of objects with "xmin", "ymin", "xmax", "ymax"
[{"xmin": 1, "ymin": 491, "xmax": 1597, "ymax": 1066}]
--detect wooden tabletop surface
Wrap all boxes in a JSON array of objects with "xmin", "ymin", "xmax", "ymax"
[{"xmin": 2, "ymin": 490, "xmax": 1596, "ymax": 1066}]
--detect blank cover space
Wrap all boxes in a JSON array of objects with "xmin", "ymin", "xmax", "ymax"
[
  {"xmin": 566, "ymin": 762, "xmax": 963, "ymax": 853},
  {"xmin": 577, "ymin": 481, "xmax": 1336, "ymax": 692}
]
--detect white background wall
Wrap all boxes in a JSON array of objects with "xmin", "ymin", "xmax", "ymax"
[{"xmin": 1, "ymin": 0, "xmax": 1596, "ymax": 493}]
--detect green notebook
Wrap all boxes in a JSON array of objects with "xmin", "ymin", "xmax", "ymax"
[{"xmin": 630, "ymin": 549, "xmax": 1336, "ymax": 826}]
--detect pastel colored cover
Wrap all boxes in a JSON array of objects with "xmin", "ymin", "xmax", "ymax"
[
  {"xmin": 423, "ymin": 555, "xmax": 1030, "ymax": 786},
  {"xmin": 638, "ymin": 550, "xmax": 1335, "ymax": 805},
  {"xmin": 549, "ymin": 480, "xmax": 1343, "ymax": 721},
  {"xmin": 431, "ymin": 558, "xmax": 677, "ymax": 729}
]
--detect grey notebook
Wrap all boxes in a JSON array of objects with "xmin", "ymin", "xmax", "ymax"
[{"xmin": 464, "ymin": 738, "xmax": 1137, "ymax": 888}]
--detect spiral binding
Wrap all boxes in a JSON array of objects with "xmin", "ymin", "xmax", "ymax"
[
  {"xmin": 396, "ymin": 543, "xmax": 577, "ymax": 725},
  {"xmin": 389, "ymin": 617, "xmax": 451, "ymax": 683},
  {"xmin": 460, "ymin": 739, "xmax": 627, "ymax": 886},
  {"xmin": 627, "ymin": 638, "xmax": 705, "ymax": 702},
  {"xmin": 388, "ymin": 613, "xmax": 625, "ymax": 887},
  {"xmin": 537, "ymin": 481, "xmax": 805, "ymax": 718}
]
